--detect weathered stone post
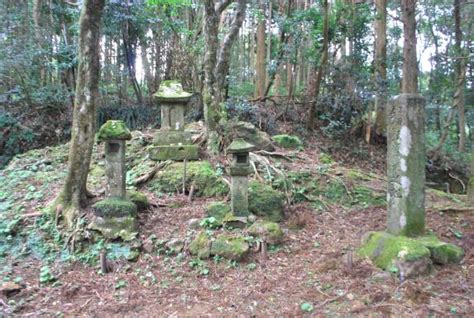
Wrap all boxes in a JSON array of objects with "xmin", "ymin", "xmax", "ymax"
[
  {"xmin": 386, "ymin": 94, "xmax": 426, "ymax": 236},
  {"xmin": 227, "ymin": 138, "xmax": 255, "ymax": 217},
  {"xmin": 90, "ymin": 120, "xmax": 138, "ymax": 241},
  {"xmin": 149, "ymin": 80, "xmax": 199, "ymax": 161}
]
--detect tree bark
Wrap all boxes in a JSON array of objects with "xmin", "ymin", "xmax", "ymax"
[
  {"xmin": 307, "ymin": 0, "xmax": 329, "ymax": 129},
  {"xmin": 401, "ymin": 0, "xmax": 418, "ymax": 94},
  {"xmin": 52, "ymin": 0, "xmax": 105, "ymax": 228},
  {"xmin": 374, "ymin": 0, "xmax": 387, "ymax": 136},
  {"xmin": 255, "ymin": 0, "xmax": 266, "ymax": 98}
]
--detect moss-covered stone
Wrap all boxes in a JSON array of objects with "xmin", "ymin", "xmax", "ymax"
[
  {"xmin": 358, "ymin": 231, "xmax": 431, "ymax": 277},
  {"xmin": 149, "ymin": 145, "xmax": 199, "ymax": 161},
  {"xmin": 92, "ymin": 198, "xmax": 137, "ymax": 218},
  {"xmin": 97, "ymin": 120, "xmax": 132, "ymax": 142},
  {"xmin": 248, "ymin": 221, "xmax": 284, "ymax": 244},
  {"xmin": 210, "ymin": 234, "xmax": 249, "ymax": 261},
  {"xmin": 416, "ymin": 235, "xmax": 464, "ymax": 264},
  {"xmin": 222, "ymin": 121, "xmax": 274, "ymax": 151},
  {"xmin": 222, "ymin": 213, "xmax": 248, "ymax": 229},
  {"xmin": 188, "ymin": 232, "xmax": 211, "ymax": 259},
  {"xmin": 248, "ymin": 181, "xmax": 284, "ymax": 222},
  {"xmin": 89, "ymin": 215, "xmax": 137, "ymax": 241},
  {"xmin": 154, "ymin": 80, "xmax": 192, "ymax": 100},
  {"xmin": 127, "ymin": 191, "xmax": 149, "ymax": 211},
  {"xmin": 206, "ymin": 201, "xmax": 231, "ymax": 223},
  {"xmin": 148, "ymin": 161, "xmax": 229, "ymax": 197},
  {"xmin": 272, "ymin": 134, "xmax": 303, "ymax": 149}
]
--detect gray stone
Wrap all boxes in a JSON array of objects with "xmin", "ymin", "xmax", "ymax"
[
  {"xmin": 104, "ymin": 140, "xmax": 127, "ymax": 198},
  {"xmin": 386, "ymin": 94, "xmax": 426, "ymax": 236},
  {"xmin": 231, "ymin": 176, "xmax": 249, "ymax": 217},
  {"xmin": 149, "ymin": 145, "xmax": 199, "ymax": 161},
  {"xmin": 153, "ymin": 130, "xmax": 192, "ymax": 146},
  {"xmin": 187, "ymin": 218, "xmax": 201, "ymax": 230},
  {"xmin": 166, "ymin": 238, "xmax": 184, "ymax": 254}
]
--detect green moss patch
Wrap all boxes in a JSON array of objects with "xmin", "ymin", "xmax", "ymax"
[
  {"xmin": 359, "ymin": 231, "xmax": 464, "ymax": 277},
  {"xmin": 210, "ymin": 234, "xmax": 249, "ymax": 261},
  {"xmin": 92, "ymin": 198, "xmax": 137, "ymax": 218},
  {"xmin": 206, "ymin": 201, "xmax": 231, "ymax": 224},
  {"xmin": 271, "ymin": 134, "xmax": 303, "ymax": 149},
  {"xmin": 248, "ymin": 221, "xmax": 284, "ymax": 244},
  {"xmin": 359, "ymin": 232, "xmax": 430, "ymax": 270},
  {"xmin": 148, "ymin": 161, "xmax": 229, "ymax": 197},
  {"xmin": 149, "ymin": 145, "xmax": 199, "ymax": 161},
  {"xmin": 127, "ymin": 191, "xmax": 149, "ymax": 211},
  {"xmin": 188, "ymin": 232, "xmax": 211, "ymax": 259},
  {"xmin": 248, "ymin": 181, "xmax": 284, "ymax": 222},
  {"xmin": 97, "ymin": 120, "xmax": 132, "ymax": 142}
]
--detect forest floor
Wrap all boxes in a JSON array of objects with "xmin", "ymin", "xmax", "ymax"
[{"xmin": 0, "ymin": 126, "xmax": 473, "ymax": 316}]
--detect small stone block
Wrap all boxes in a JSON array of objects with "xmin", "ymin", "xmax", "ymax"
[
  {"xmin": 153, "ymin": 130, "xmax": 192, "ymax": 146},
  {"xmin": 228, "ymin": 165, "xmax": 251, "ymax": 176},
  {"xmin": 89, "ymin": 215, "xmax": 138, "ymax": 241},
  {"xmin": 149, "ymin": 145, "xmax": 199, "ymax": 161}
]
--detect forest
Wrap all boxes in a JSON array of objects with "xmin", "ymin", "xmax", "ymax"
[{"xmin": 0, "ymin": 0, "xmax": 473, "ymax": 316}]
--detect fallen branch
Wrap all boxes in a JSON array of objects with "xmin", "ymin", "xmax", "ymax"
[
  {"xmin": 132, "ymin": 161, "xmax": 171, "ymax": 186},
  {"xmin": 254, "ymin": 150, "xmax": 296, "ymax": 161}
]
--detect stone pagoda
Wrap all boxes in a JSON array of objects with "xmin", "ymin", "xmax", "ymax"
[{"xmin": 149, "ymin": 80, "xmax": 199, "ymax": 161}]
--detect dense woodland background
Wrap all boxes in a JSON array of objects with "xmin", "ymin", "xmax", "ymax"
[{"xmin": 0, "ymin": 0, "xmax": 472, "ymax": 171}]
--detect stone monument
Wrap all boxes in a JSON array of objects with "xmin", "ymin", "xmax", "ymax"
[
  {"xmin": 226, "ymin": 138, "xmax": 255, "ymax": 217},
  {"xmin": 386, "ymin": 94, "xmax": 426, "ymax": 236},
  {"xmin": 90, "ymin": 120, "xmax": 138, "ymax": 241},
  {"xmin": 149, "ymin": 80, "xmax": 199, "ymax": 161}
]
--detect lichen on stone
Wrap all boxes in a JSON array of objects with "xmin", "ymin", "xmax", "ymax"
[
  {"xmin": 154, "ymin": 80, "xmax": 192, "ymax": 99},
  {"xmin": 248, "ymin": 181, "xmax": 284, "ymax": 222},
  {"xmin": 97, "ymin": 120, "xmax": 132, "ymax": 142}
]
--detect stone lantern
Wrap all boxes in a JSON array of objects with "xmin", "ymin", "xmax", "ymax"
[
  {"xmin": 149, "ymin": 80, "xmax": 199, "ymax": 161},
  {"xmin": 226, "ymin": 138, "xmax": 255, "ymax": 217},
  {"xmin": 90, "ymin": 120, "xmax": 138, "ymax": 241}
]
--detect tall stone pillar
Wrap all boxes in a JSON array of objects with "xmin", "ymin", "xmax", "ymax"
[
  {"xmin": 386, "ymin": 94, "xmax": 426, "ymax": 236},
  {"xmin": 104, "ymin": 139, "xmax": 126, "ymax": 198}
]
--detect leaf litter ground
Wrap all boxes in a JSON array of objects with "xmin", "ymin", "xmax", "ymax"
[{"xmin": 0, "ymin": 129, "xmax": 472, "ymax": 316}]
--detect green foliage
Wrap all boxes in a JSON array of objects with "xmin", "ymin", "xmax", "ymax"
[{"xmin": 39, "ymin": 266, "xmax": 56, "ymax": 285}]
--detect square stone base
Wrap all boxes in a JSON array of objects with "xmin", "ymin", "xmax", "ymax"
[
  {"xmin": 89, "ymin": 215, "xmax": 138, "ymax": 241},
  {"xmin": 153, "ymin": 130, "xmax": 192, "ymax": 146},
  {"xmin": 149, "ymin": 145, "xmax": 199, "ymax": 161}
]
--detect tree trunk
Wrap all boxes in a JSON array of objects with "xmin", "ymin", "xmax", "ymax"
[
  {"xmin": 468, "ymin": 140, "xmax": 474, "ymax": 205},
  {"xmin": 52, "ymin": 0, "xmax": 105, "ymax": 228},
  {"xmin": 374, "ymin": 0, "xmax": 387, "ymax": 136},
  {"xmin": 401, "ymin": 0, "xmax": 418, "ymax": 94},
  {"xmin": 307, "ymin": 0, "xmax": 329, "ymax": 129},
  {"xmin": 255, "ymin": 0, "xmax": 266, "ymax": 98}
]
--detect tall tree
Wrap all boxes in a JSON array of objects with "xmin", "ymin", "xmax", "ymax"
[
  {"xmin": 374, "ymin": 0, "xmax": 387, "ymax": 136},
  {"xmin": 202, "ymin": 0, "xmax": 246, "ymax": 135},
  {"xmin": 51, "ymin": 0, "xmax": 106, "ymax": 228},
  {"xmin": 306, "ymin": 0, "xmax": 329, "ymax": 129},
  {"xmin": 255, "ymin": 0, "xmax": 266, "ymax": 98}
]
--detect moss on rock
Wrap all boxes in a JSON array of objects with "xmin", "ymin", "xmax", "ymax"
[
  {"xmin": 149, "ymin": 145, "xmax": 199, "ymax": 161},
  {"xmin": 89, "ymin": 215, "xmax": 138, "ymax": 241},
  {"xmin": 97, "ymin": 120, "xmax": 132, "ymax": 142},
  {"xmin": 206, "ymin": 201, "xmax": 231, "ymax": 224},
  {"xmin": 248, "ymin": 181, "xmax": 284, "ymax": 222},
  {"xmin": 127, "ymin": 191, "xmax": 149, "ymax": 211},
  {"xmin": 271, "ymin": 134, "xmax": 303, "ymax": 149},
  {"xmin": 92, "ymin": 198, "xmax": 137, "ymax": 218},
  {"xmin": 415, "ymin": 235, "xmax": 464, "ymax": 264},
  {"xmin": 148, "ymin": 161, "xmax": 229, "ymax": 197},
  {"xmin": 319, "ymin": 153, "xmax": 334, "ymax": 164},
  {"xmin": 358, "ymin": 231, "xmax": 431, "ymax": 276},
  {"xmin": 188, "ymin": 232, "xmax": 211, "ymax": 259},
  {"xmin": 210, "ymin": 234, "xmax": 249, "ymax": 261},
  {"xmin": 248, "ymin": 221, "xmax": 284, "ymax": 244}
]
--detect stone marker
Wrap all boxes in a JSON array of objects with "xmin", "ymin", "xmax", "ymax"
[
  {"xmin": 149, "ymin": 80, "xmax": 199, "ymax": 161},
  {"xmin": 386, "ymin": 94, "xmax": 426, "ymax": 236},
  {"xmin": 226, "ymin": 138, "xmax": 254, "ymax": 217},
  {"xmin": 90, "ymin": 120, "xmax": 138, "ymax": 241}
]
